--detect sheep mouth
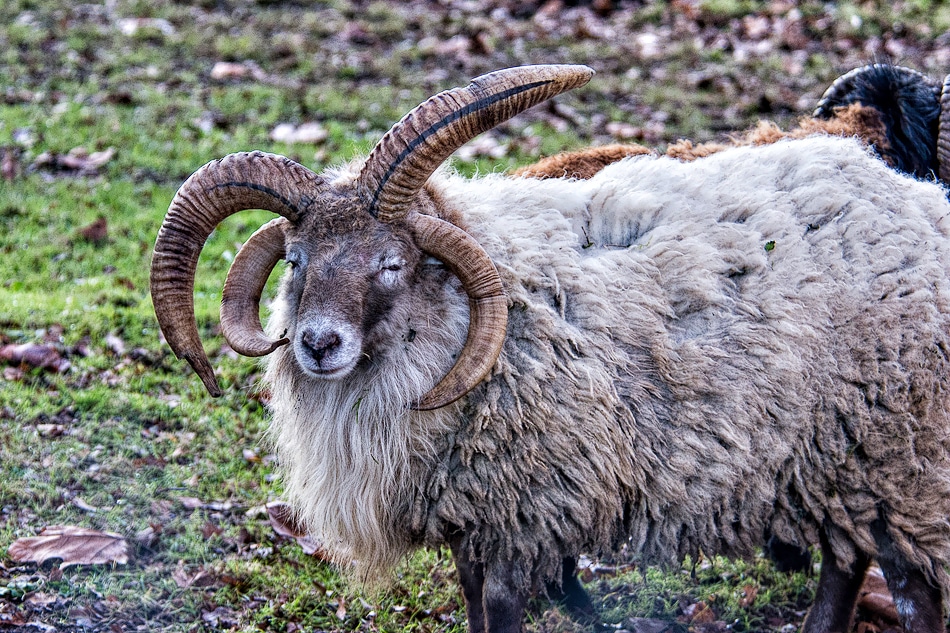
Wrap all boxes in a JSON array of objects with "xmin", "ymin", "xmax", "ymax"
[
  {"xmin": 304, "ymin": 364, "xmax": 353, "ymax": 379},
  {"xmin": 294, "ymin": 354, "xmax": 360, "ymax": 380},
  {"xmin": 292, "ymin": 324, "xmax": 362, "ymax": 379}
]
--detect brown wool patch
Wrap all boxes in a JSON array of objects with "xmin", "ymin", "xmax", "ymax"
[
  {"xmin": 513, "ymin": 143, "xmax": 652, "ymax": 179},
  {"xmin": 516, "ymin": 104, "xmax": 893, "ymax": 179}
]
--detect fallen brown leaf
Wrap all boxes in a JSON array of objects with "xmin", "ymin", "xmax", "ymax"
[
  {"xmin": 738, "ymin": 583, "xmax": 758, "ymax": 608},
  {"xmin": 7, "ymin": 526, "xmax": 129, "ymax": 569},
  {"xmin": 33, "ymin": 147, "xmax": 116, "ymax": 175},
  {"xmin": 201, "ymin": 522, "xmax": 223, "ymax": 539},
  {"xmin": 266, "ymin": 501, "xmax": 307, "ymax": 538},
  {"xmin": 177, "ymin": 496, "xmax": 204, "ymax": 510},
  {"xmin": 172, "ymin": 560, "xmax": 217, "ymax": 588},
  {"xmin": 624, "ymin": 617, "xmax": 674, "ymax": 633},
  {"xmin": 35, "ymin": 424, "xmax": 66, "ymax": 438},
  {"xmin": 24, "ymin": 592, "xmax": 62, "ymax": 608},
  {"xmin": 201, "ymin": 606, "xmax": 239, "ymax": 628},
  {"xmin": 679, "ymin": 600, "xmax": 716, "ymax": 624},
  {"xmin": 857, "ymin": 566, "xmax": 900, "ymax": 624},
  {"xmin": 1, "ymin": 146, "xmax": 21, "ymax": 181},
  {"xmin": 1, "ymin": 343, "xmax": 70, "ymax": 373},
  {"xmin": 0, "ymin": 612, "xmax": 28, "ymax": 628},
  {"xmin": 79, "ymin": 217, "xmax": 108, "ymax": 245},
  {"xmin": 266, "ymin": 501, "xmax": 330, "ymax": 560},
  {"xmin": 71, "ymin": 497, "xmax": 103, "ymax": 513}
]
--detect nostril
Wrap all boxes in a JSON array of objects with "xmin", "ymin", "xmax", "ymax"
[{"xmin": 301, "ymin": 330, "xmax": 341, "ymax": 363}]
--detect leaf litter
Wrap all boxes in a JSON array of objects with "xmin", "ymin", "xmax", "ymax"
[
  {"xmin": 7, "ymin": 526, "xmax": 129, "ymax": 570},
  {"xmin": 3, "ymin": 0, "xmax": 947, "ymax": 630}
]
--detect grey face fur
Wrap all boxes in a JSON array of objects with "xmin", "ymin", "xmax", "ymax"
[{"xmin": 282, "ymin": 207, "xmax": 425, "ymax": 380}]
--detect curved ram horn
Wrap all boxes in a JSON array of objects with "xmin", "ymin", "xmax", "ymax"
[
  {"xmin": 813, "ymin": 63, "xmax": 938, "ymax": 118},
  {"xmin": 407, "ymin": 213, "xmax": 507, "ymax": 411},
  {"xmin": 221, "ymin": 218, "xmax": 290, "ymax": 357},
  {"xmin": 357, "ymin": 64, "xmax": 594, "ymax": 223},
  {"xmin": 150, "ymin": 151, "xmax": 322, "ymax": 396},
  {"xmin": 357, "ymin": 64, "xmax": 592, "ymax": 409},
  {"xmin": 939, "ymin": 74, "xmax": 950, "ymax": 182}
]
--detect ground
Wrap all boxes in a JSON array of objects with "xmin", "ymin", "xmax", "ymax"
[{"xmin": 1, "ymin": 0, "xmax": 948, "ymax": 631}]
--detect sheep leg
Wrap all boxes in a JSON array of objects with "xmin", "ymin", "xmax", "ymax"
[
  {"xmin": 544, "ymin": 557, "xmax": 598, "ymax": 622},
  {"xmin": 803, "ymin": 531, "xmax": 871, "ymax": 633},
  {"xmin": 872, "ymin": 521, "xmax": 945, "ymax": 633},
  {"xmin": 482, "ymin": 559, "xmax": 529, "ymax": 633},
  {"xmin": 452, "ymin": 545, "xmax": 487, "ymax": 633},
  {"xmin": 764, "ymin": 533, "xmax": 812, "ymax": 573}
]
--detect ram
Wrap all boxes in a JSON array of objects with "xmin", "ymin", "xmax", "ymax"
[{"xmin": 151, "ymin": 65, "xmax": 950, "ymax": 632}]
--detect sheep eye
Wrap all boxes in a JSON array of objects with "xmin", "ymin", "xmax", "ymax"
[
  {"xmin": 378, "ymin": 256, "xmax": 405, "ymax": 273},
  {"xmin": 376, "ymin": 257, "xmax": 405, "ymax": 286},
  {"xmin": 285, "ymin": 252, "xmax": 303, "ymax": 273}
]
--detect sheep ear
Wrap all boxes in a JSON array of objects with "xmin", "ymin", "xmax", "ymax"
[
  {"xmin": 357, "ymin": 64, "xmax": 594, "ymax": 223},
  {"xmin": 938, "ymin": 74, "xmax": 950, "ymax": 183},
  {"xmin": 220, "ymin": 218, "xmax": 291, "ymax": 357},
  {"xmin": 150, "ymin": 151, "xmax": 320, "ymax": 396}
]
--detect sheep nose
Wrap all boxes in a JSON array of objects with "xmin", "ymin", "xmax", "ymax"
[{"xmin": 301, "ymin": 329, "xmax": 341, "ymax": 364}]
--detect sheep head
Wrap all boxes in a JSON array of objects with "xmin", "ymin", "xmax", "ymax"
[
  {"xmin": 150, "ymin": 64, "xmax": 594, "ymax": 410},
  {"xmin": 813, "ymin": 63, "xmax": 950, "ymax": 181}
]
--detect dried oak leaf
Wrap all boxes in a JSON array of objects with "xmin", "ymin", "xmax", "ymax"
[
  {"xmin": 1, "ymin": 343, "xmax": 70, "ymax": 373},
  {"xmin": 7, "ymin": 526, "xmax": 129, "ymax": 569},
  {"xmin": 171, "ymin": 560, "xmax": 217, "ymax": 588},
  {"xmin": 679, "ymin": 601, "xmax": 716, "ymax": 624},
  {"xmin": 857, "ymin": 565, "xmax": 900, "ymax": 624},
  {"xmin": 78, "ymin": 217, "xmax": 108, "ymax": 245},
  {"xmin": 266, "ymin": 501, "xmax": 330, "ymax": 560},
  {"xmin": 738, "ymin": 584, "xmax": 758, "ymax": 608}
]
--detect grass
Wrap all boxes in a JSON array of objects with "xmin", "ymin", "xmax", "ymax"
[{"xmin": 1, "ymin": 0, "xmax": 947, "ymax": 631}]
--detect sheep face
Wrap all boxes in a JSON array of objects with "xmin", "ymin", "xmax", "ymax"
[{"xmin": 278, "ymin": 198, "xmax": 424, "ymax": 380}]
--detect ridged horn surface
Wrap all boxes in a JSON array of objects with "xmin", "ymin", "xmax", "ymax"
[
  {"xmin": 150, "ymin": 151, "xmax": 322, "ymax": 396},
  {"xmin": 358, "ymin": 64, "xmax": 594, "ymax": 223},
  {"xmin": 221, "ymin": 218, "xmax": 290, "ymax": 357},
  {"xmin": 407, "ymin": 213, "xmax": 508, "ymax": 411},
  {"xmin": 813, "ymin": 63, "xmax": 938, "ymax": 118},
  {"xmin": 939, "ymin": 74, "xmax": 950, "ymax": 182}
]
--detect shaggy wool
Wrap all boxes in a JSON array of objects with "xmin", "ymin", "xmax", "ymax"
[{"xmin": 264, "ymin": 135, "xmax": 950, "ymax": 593}]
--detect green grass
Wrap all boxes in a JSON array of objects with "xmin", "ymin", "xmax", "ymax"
[{"xmin": 2, "ymin": 0, "xmax": 945, "ymax": 630}]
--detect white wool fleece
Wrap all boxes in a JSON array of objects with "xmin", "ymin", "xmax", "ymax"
[{"xmin": 268, "ymin": 135, "xmax": 950, "ymax": 590}]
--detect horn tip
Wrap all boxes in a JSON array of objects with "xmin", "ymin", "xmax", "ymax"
[
  {"xmin": 539, "ymin": 63, "xmax": 595, "ymax": 88},
  {"xmin": 199, "ymin": 373, "xmax": 224, "ymax": 397},
  {"xmin": 409, "ymin": 393, "xmax": 455, "ymax": 411},
  {"xmin": 184, "ymin": 352, "xmax": 224, "ymax": 397}
]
